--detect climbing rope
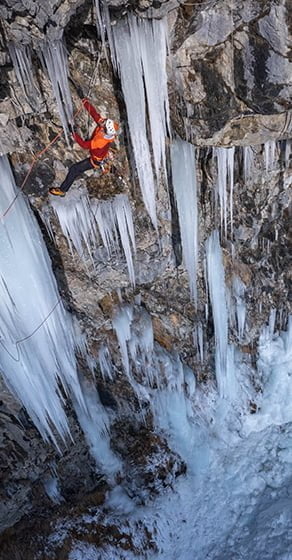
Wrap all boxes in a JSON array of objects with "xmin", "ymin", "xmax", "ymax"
[
  {"xmin": 0, "ymin": 101, "xmax": 89, "ymax": 362},
  {"xmin": 0, "ymin": 300, "xmax": 61, "ymax": 362},
  {"xmin": 0, "ymin": 103, "xmax": 84, "ymax": 221},
  {"xmin": 0, "ymin": 43, "xmax": 109, "ymax": 363}
]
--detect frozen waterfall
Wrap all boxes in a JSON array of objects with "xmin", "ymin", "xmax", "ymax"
[
  {"xmin": 171, "ymin": 138, "xmax": 198, "ymax": 301},
  {"xmin": 109, "ymin": 14, "xmax": 170, "ymax": 227}
]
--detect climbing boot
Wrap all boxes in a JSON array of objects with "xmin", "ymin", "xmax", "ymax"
[{"xmin": 49, "ymin": 187, "xmax": 66, "ymax": 197}]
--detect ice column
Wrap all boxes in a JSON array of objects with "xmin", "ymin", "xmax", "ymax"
[
  {"xmin": 171, "ymin": 138, "xmax": 198, "ymax": 301},
  {"xmin": 41, "ymin": 38, "xmax": 73, "ymax": 142},
  {"xmin": 8, "ymin": 43, "xmax": 40, "ymax": 109},
  {"xmin": 206, "ymin": 230, "xmax": 228, "ymax": 397},
  {"xmin": 110, "ymin": 14, "xmax": 170, "ymax": 227},
  {"xmin": 0, "ymin": 156, "xmax": 86, "ymax": 444}
]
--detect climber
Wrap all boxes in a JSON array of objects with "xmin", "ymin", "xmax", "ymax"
[{"xmin": 49, "ymin": 98, "xmax": 119, "ymax": 197}]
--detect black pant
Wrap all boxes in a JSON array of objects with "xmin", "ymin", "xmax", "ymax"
[{"xmin": 60, "ymin": 158, "xmax": 94, "ymax": 192}]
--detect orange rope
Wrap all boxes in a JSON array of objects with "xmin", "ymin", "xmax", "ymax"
[{"xmin": 0, "ymin": 103, "xmax": 84, "ymax": 221}]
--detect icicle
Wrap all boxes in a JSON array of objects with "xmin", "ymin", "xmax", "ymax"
[
  {"xmin": 112, "ymin": 305, "xmax": 157, "ymax": 392},
  {"xmin": 43, "ymin": 476, "xmax": 63, "ymax": 504},
  {"xmin": 0, "ymin": 155, "xmax": 87, "ymax": 445},
  {"xmin": 44, "ymin": 190, "xmax": 136, "ymax": 285},
  {"xmin": 171, "ymin": 138, "xmax": 198, "ymax": 301},
  {"xmin": 206, "ymin": 231, "xmax": 228, "ymax": 397},
  {"xmin": 139, "ymin": 17, "xmax": 170, "ymax": 180},
  {"xmin": 285, "ymin": 140, "xmax": 291, "ymax": 168},
  {"xmin": 41, "ymin": 38, "xmax": 73, "ymax": 143},
  {"xmin": 98, "ymin": 344, "xmax": 113, "ymax": 380},
  {"xmin": 215, "ymin": 147, "xmax": 235, "ymax": 237},
  {"xmin": 94, "ymin": 0, "xmax": 107, "ymax": 59},
  {"xmin": 227, "ymin": 147, "xmax": 235, "ymax": 237},
  {"xmin": 215, "ymin": 147, "xmax": 227, "ymax": 235},
  {"xmin": 109, "ymin": 15, "xmax": 170, "ymax": 227},
  {"xmin": 233, "ymin": 276, "xmax": 246, "ymax": 340},
  {"xmin": 268, "ymin": 308, "xmax": 277, "ymax": 336},
  {"xmin": 197, "ymin": 322, "xmax": 204, "ymax": 363},
  {"xmin": 112, "ymin": 194, "xmax": 136, "ymax": 286},
  {"xmin": 112, "ymin": 305, "xmax": 133, "ymax": 378},
  {"xmin": 8, "ymin": 43, "xmax": 41, "ymax": 109},
  {"xmin": 264, "ymin": 140, "xmax": 276, "ymax": 171},
  {"xmin": 243, "ymin": 146, "xmax": 254, "ymax": 183}
]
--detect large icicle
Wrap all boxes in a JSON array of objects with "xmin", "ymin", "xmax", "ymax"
[
  {"xmin": 44, "ymin": 190, "xmax": 136, "ymax": 285},
  {"xmin": 243, "ymin": 146, "xmax": 254, "ymax": 183},
  {"xmin": 214, "ymin": 147, "xmax": 235, "ymax": 237},
  {"xmin": 171, "ymin": 138, "xmax": 198, "ymax": 301},
  {"xmin": 41, "ymin": 38, "xmax": 73, "ymax": 142},
  {"xmin": 264, "ymin": 140, "xmax": 276, "ymax": 171},
  {"xmin": 112, "ymin": 305, "xmax": 133, "ymax": 378},
  {"xmin": 8, "ymin": 43, "xmax": 40, "ymax": 109},
  {"xmin": 0, "ymin": 156, "xmax": 86, "ymax": 444},
  {"xmin": 228, "ymin": 147, "xmax": 235, "ymax": 236},
  {"xmin": 206, "ymin": 230, "xmax": 228, "ymax": 397},
  {"xmin": 109, "ymin": 14, "xmax": 170, "ymax": 227},
  {"xmin": 233, "ymin": 276, "xmax": 246, "ymax": 340}
]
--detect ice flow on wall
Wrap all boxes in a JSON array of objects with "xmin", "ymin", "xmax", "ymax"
[{"xmin": 109, "ymin": 14, "xmax": 170, "ymax": 228}]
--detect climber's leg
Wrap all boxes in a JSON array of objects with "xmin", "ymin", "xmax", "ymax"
[{"xmin": 49, "ymin": 158, "xmax": 94, "ymax": 196}]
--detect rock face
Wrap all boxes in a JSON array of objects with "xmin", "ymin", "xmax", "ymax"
[{"xmin": 0, "ymin": 0, "xmax": 291, "ymax": 557}]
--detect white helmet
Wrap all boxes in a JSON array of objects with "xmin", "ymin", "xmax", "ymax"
[{"xmin": 105, "ymin": 118, "xmax": 117, "ymax": 136}]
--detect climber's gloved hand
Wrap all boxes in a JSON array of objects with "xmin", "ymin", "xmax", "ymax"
[{"xmin": 68, "ymin": 123, "xmax": 74, "ymax": 135}]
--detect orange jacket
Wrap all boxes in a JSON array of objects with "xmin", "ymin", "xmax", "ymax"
[{"xmin": 73, "ymin": 100, "xmax": 117, "ymax": 164}]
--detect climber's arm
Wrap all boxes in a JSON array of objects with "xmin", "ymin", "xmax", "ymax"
[
  {"xmin": 73, "ymin": 132, "xmax": 91, "ymax": 149},
  {"xmin": 82, "ymin": 99, "xmax": 104, "ymax": 124}
]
